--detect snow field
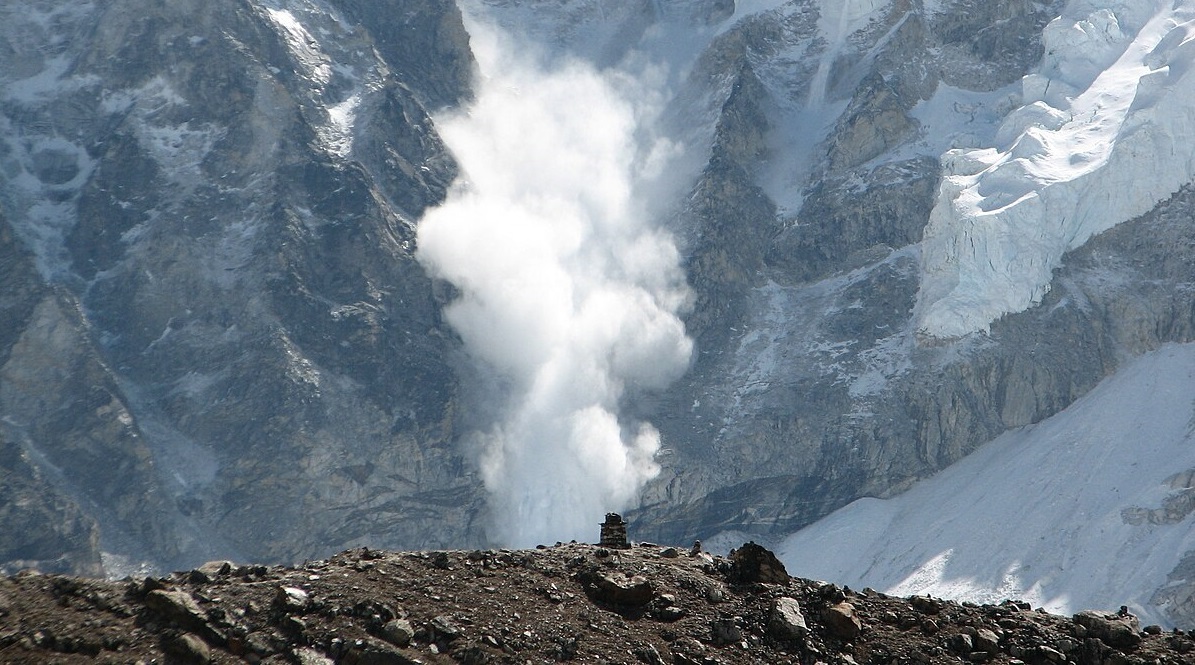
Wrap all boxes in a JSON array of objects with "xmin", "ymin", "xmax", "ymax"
[{"xmin": 779, "ymin": 344, "xmax": 1195, "ymax": 626}]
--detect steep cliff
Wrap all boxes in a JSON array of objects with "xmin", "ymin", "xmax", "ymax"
[{"xmin": 1, "ymin": 0, "xmax": 480, "ymax": 570}]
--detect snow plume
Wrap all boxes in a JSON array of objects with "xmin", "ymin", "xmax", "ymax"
[{"xmin": 416, "ymin": 22, "xmax": 694, "ymax": 547}]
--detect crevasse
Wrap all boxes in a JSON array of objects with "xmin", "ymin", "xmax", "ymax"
[{"xmin": 916, "ymin": 0, "xmax": 1195, "ymax": 338}]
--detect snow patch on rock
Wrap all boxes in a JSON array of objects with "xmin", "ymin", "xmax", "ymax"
[
  {"xmin": 264, "ymin": 7, "xmax": 333, "ymax": 86},
  {"xmin": 916, "ymin": 0, "xmax": 1195, "ymax": 338}
]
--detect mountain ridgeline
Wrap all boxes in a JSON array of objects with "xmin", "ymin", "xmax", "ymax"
[{"xmin": 4, "ymin": 0, "xmax": 1195, "ymax": 626}]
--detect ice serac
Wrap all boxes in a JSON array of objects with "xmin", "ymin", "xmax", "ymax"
[{"xmin": 917, "ymin": 0, "xmax": 1195, "ymax": 338}]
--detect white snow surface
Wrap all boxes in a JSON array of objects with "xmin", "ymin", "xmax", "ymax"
[
  {"xmin": 916, "ymin": 0, "xmax": 1195, "ymax": 338},
  {"xmin": 778, "ymin": 343, "xmax": 1195, "ymax": 626}
]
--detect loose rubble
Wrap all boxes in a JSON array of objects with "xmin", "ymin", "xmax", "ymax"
[{"xmin": 0, "ymin": 542, "xmax": 1191, "ymax": 664}]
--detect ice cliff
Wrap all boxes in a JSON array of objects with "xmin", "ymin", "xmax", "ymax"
[{"xmin": 917, "ymin": 0, "xmax": 1195, "ymax": 338}]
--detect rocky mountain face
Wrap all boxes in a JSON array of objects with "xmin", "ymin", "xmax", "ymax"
[
  {"xmin": 2, "ymin": 541, "xmax": 1193, "ymax": 664},
  {"xmin": 4, "ymin": 0, "xmax": 1195, "ymax": 627},
  {"xmin": 625, "ymin": 0, "xmax": 1195, "ymax": 623},
  {"xmin": 1, "ymin": 0, "xmax": 479, "ymax": 571}
]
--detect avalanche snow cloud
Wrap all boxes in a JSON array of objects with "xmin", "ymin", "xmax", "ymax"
[
  {"xmin": 416, "ymin": 22, "xmax": 693, "ymax": 546},
  {"xmin": 917, "ymin": 0, "xmax": 1195, "ymax": 338}
]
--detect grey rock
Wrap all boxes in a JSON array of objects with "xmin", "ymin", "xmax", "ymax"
[
  {"xmin": 585, "ymin": 571, "xmax": 655, "ymax": 607},
  {"xmin": 145, "ymin": 589, "xmax": 207, "ymax": 629},
  {"xmin": 429, "ymin": 615, "xmax": 463, "ymax": 641},
  {"xmin": 710, "ymin": 616, "xmax": 742, "ymax": 644},
  {"xmin": 161, "ymin": 632, "xmax": 211, "ymax": 664},
  {"xmin": 197, "ymin": 560, "xmax": 233, "ymax": 576},
  {"xmin": 380, "ymin": 619, "xmax": 414, "ymax": 648},
  {"xmin": 1073, "ymin": 610, "xmax": 1141, "ymax": 649},
  {"xmin": 949, "ymin": 633, "xmax": 975, "ymax": 654},
  {"xmin": 275, "ymin": 586, "xmax": 310, "ymax": 613},
  {"xmin": 910, "ymin": 595, "xmax": 943, "ymax": 615},
  {"xmin": 825, "ymin": 602, "xmax": 862, "ymax": 640},
  {"xmin": 705, "ymin": 584, "xmax": 727, "ymax": 603},
  {"xmin": 727, "ymin": 542, "xmax": 789, "ymax": 584},
  {"xmin": 294, "ymin": 647, "xmax": 335, "ymax": 665},
  {"xmin": 344, "ymin": 636, "xmax": 423, "ymax": 665},
  {"xmin": 768, "ymin": 597, "xmax": 809, "ymax": 640},
  {"xmin": 973, "ymin": 628, "xmax": 1001, "ymax": 653},
  {"xmin": 633, "ymin": 643, "xmax": 667, "ymax": 665},
  {"xmin": 1034, "ymin": 645, "xmax": 1065, "ymax": 662}
]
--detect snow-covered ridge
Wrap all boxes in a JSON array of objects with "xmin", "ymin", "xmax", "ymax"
[{"xmin": 916, "ymin": 0, "xmax": 1195, "ymax": 338}]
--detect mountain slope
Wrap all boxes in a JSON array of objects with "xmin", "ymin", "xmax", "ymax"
[
  {"xmin": 3, "ymin": 0, "xmax": 1195, "ymax": 633},
  {"xmin": 778, "ymin": 343, "xmax": 1195, "ymax": 627}
]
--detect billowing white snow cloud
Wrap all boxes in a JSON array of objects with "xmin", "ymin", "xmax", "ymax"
[{"xmin": 416, "ymin": 21, "xmax": 693, "ymax": 546}]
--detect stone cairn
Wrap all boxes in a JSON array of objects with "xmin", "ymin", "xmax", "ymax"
[{"xmin": 599, "ymin": 513, "xmax": 630, "ymax": 549}]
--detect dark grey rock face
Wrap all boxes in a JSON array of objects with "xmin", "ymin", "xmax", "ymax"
[{"xmin": 0, "ymin": 0, "xmax": 479, "ymax": 571}]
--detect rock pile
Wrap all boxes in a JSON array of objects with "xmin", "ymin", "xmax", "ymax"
[
  {"xmin": 600, "ymin": 514, "xmax": 631, "ymax": 550},
  {"xmin": 0, "ymin": 543, "xmax": 1192, "ymax": 664}
]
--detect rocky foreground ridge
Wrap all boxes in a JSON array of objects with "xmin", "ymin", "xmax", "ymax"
[{"xmin": 0, "ymin": 542, "xmax": 1190, "ymax": 665}]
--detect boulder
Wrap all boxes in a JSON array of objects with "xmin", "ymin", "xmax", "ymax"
[
  {"xmin": 380, "ymin": 619, "xmax": 414, "ymax": 647},
  {"xmin": 973, "ymin": 627, "xmax": 1001, "ymax": 653},
  {"xmin": 145, "ymin": 589, "xmax": 209, "ymax": 632},
  {"xmin": 161, "ymin": 632, "xmax": 211, "ymax": 664},
  {"xmin": 274, "ymin": 586, "xmax": 311, "ymax": 613},
  {"xmin": 768, "ymin": 597, "xmax": 809, "ymax": 640},
  {"xmin": 949, "ymin": 632, "xmax": 974, "ymax": 654},
  {"xmin": 294, "ymin": 647, "xmax": 335, "ymax": 665},
  {"xmin": 342, "ymin": 636, "xmax": 423, "ymax": 665},
  {"xmin": 429, "ymin": 615, "xmax": 463, "ymax": 641},
  {"xmin": 726, "ymin": 543, "xmax": 789, "ymax": 584},
  {"xmin": 1073, "ymin": 610, "xmax": 1141, "ymax": 649},
  {"xmin": 825, "ymin": 602, "xmax": 862, "ymax": 640},
  {"xmin": 584, "ymin": 571, "xmax": 654, "ymax": 607}
]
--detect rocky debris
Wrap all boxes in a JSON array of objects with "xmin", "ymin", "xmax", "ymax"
[{"xmin": 0, "ymin": 542, "xmax": 1191, "ymax": 664}]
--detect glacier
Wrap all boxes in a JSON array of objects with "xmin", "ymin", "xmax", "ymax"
[{"xmin": 916, "ymin": 0, "xmax": 1195, "ymax": 338}]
